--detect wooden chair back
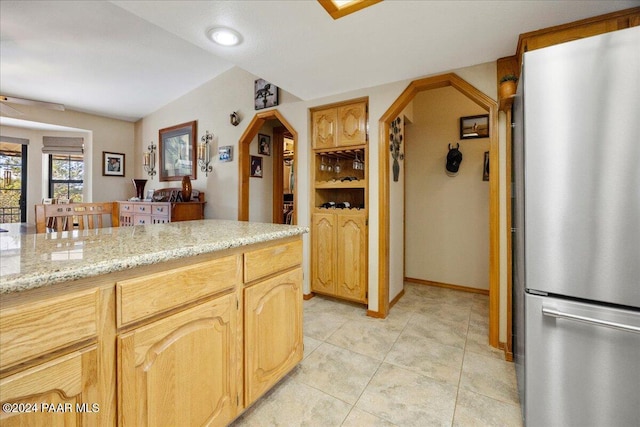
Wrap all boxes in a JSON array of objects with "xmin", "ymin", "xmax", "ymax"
[{"xmin": 35, "ymin": 202, "xmax": 118, "ymax": 233}]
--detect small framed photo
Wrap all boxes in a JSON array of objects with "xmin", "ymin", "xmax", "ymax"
[
  {"xmin": 218, "ymin": 146, "xmax": 233, "ymax": 162},
  {"xmin": 250, "ymin": 155, "xmax": 263, "ymax": 178},
  {"xmin": 102, "ymin": 152, "xmax": 125, "ymax": 176},
  {"xmin": 254, "ymin": 78, "xmax": 279, "ymax": 110},
  {"xmin": 460, "ymin": 114, "xmax": 489, "ymax": 139},
  {"xmin": 483, "ymin": 151, "xmax": 490, "ymax": 181},
  {"xmin": 258, "ymin": 134, "xmax": 271, "ymax": 156}
]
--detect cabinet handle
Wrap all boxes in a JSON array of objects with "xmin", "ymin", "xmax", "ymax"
[{"xmin": 542, "ymin": 306, "xmax": 640, "ymax": 334}]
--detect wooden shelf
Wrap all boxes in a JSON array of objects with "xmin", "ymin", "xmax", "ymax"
[{"xmin": 314, "ymin": 180, "xmax": 366, "ymax": 189}]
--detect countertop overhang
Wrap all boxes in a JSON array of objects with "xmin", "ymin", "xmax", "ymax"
[{"xmin": 0, "ymin": 220, "xmax": 308, "ymax": 294}]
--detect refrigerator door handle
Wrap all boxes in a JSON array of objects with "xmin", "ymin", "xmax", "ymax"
[{"xmin": 542, "ymin": 306, "xmax": 640, "ymax": 334}]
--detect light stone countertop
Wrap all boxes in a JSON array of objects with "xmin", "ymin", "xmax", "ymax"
[{"xmin": 0, "ymin": 220, "xmax": 308, "ymax": 294}]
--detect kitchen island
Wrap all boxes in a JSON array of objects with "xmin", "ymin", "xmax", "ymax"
[{"xmin": 0, "ymin": 220, "xmax": 307, "ymax": 426}]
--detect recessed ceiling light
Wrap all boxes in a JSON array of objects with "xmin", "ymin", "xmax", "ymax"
[{"xmin": 207, "ymin": 27, "xmax": 242, "ymax": 47}]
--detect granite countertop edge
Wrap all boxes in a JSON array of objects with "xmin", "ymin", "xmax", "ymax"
[{"xmin": 1, "ymin": 222, "xmax": 308, "ymax": 295}]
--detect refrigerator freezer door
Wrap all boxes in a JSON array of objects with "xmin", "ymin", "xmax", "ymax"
[
  {"xmin": 523, "ymin": 27, "xmax": 640, "ymax": 307},
  {"xmin": 525, "ymin": 293, "xmax": 640, "ymax": 427}
]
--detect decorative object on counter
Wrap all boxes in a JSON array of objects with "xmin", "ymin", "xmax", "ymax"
[
  {"xmin": 460, "ymin": 114, "xmax": 489, "ymax": 139},
  {"xmin": 250, "ymin": 155, "xmax": 262, "ymax": 178},
  {"xmin": 483, "ymin": 151, "xmax": 490, "ymax": 181},
  {"xmin": 499, "ymin": 73, "xmax": 518, "ymax": 99},
  {"xmin": 159, "ymin": 120, "xmax": 197, "ymax": 182},
  {"xmin": 230, "ymin": 111, "xmax": 240, "ymax": 126},
  {"xmin": 445, "ymin": 143, "xmax": 463, "ymax": 177},
  {"xmin": 181, "ymin": 175, "xmax": 192, "ymax": 202},
  {"xmin": 254, "ymin": 78, "xmax": 279, "ymax": 110},
  {"xmin": 132, "ymin": 179, "xmax": 147, "ymax": 200},
  {"xmin": 258, "ymin": 133, "xmax": 271, "ymax": 156},
  {"xmin": 143, "ymin": 142, "xmax": 156, "ymax": 177},
  {"xmin": 389, "ymin": 116, "xmax": 404, "ymax": 182},
  {"xmin": 103, "ymin": 151, "xmax": 125, "ymax": 177},
  {"xmin": 198, "ymin": 130, "xmax": 214, "ymax": 177},
  {"xmin": 218, "ymin": 146, "xmax": 233, "ymax": 162}
]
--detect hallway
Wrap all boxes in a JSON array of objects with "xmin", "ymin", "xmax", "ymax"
[{"xmin": 232, "ymin": 283, "xmax": 522, "ymax": 426}]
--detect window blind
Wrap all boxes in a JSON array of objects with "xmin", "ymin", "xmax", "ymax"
[{"xmin": 42, "ymin": 136, "xmax": 84, "ymax": 154}]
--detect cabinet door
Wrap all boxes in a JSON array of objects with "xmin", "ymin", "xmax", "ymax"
[
  {"xmin": 337, "ymin": 102, "xmax": 367, "ymax": 147},
  {"xmin": 312, "ymin": 108, "xmax": 337, "ymax": 149},
  {"xmin": 337, "ymin": 213, "xmax": 367, "ymax": 302},
  {"xmin": 0, "ymin": 346, "xmax": 99, "ymax": 427},
  {"xmin": 311, "ymin": 213, "xmax": 337, "ymax": 295},
  {"xmin": 118, "ymin": 294, "xmax": 238, "ymax": 427},
  {"xmin": 244, "ymin": 268, "xmax": 303, "ymax": 405}
]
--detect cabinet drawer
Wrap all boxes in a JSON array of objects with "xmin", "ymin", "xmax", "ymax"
[
  {"xmin": 117, "ymin": 255, "xmax": 241, "ymax": 327},
  {"xmin": 134, "ymin": 215, "xmax": 151, "ymax": 225},
  {"xmin": 120, "ymin": 203, "xmax": 134, "ymax": 213},
  {"xmin": 135, "ymin": 205, "xmax": 149, "ymax": 214},
  {"xmin": 0, "ymin": 288, "xmax": 99, "ymax": 370},
  {"xmin": 151, "ymin": 204, "xmax": 170, "ymax": 216},
  {"xmin": 244, "ymin": 239, "xmax": 302, "ymax": 283}
]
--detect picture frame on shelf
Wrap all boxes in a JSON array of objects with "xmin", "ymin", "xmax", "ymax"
[
  {"xmin": 254, "ymin": 78, "xmax": 279, "ymax": 110},
  {"xmin": 250, "ymin": 155, "xmax": 263, "ymax": 178},
  {"xmin": 159, "ymin": 120, "xmax": 197, "ymax": 181},
  {"xmin": 102, "ymin": 151, "xmax": 125, "ymax": 177},
  {"xmin": 258, "ymin": 134, "xmax": 271, "ymax": 156},
  {"xmin": 460, "ymin": 114, "xmax": 489, "ymax": 139},
  {"xmin": 218, "ymin": 146, "xmax": 233, "ymax": 162}
]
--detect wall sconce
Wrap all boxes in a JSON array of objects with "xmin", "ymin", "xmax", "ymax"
[
  {"xmin": 198, "ymin": 130, "xmax": 214, "ymax": 177},
  {"xmin": 230, "ymin": 111, "xmax": 240, "ymax": 126},
  {"xmin": 143, "ymin": 142, "xmax": 156, "ymax": 176},
  {"xmin": 3, "ymin": 169, "xmax": 11, "ymax": 187}
]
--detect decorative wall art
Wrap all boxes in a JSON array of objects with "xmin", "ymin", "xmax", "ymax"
[
  {"xmin": 258, "ymin": 133, "xmax": 271, "ymax": 156},
  {"xmin": 483, "ymin": 151, "xmax": 490, "ymax": 181},
  {"xmin": 250, "ymin": 155, "xmax": 263, "ymax": 178},
  {"xmin": 460, "ymin": 114, "xmax": 489, "ymax": 139},
  {"xmin": 389, "ymin": 116, "xmax": 404, "ymax": 182},
  {"xmin": 159, "ymin": 120, "xmax": 197, "ymax": 181},
  {"xmin": 218, "ymin": 146, "xmax": 233, "ymax": 162},
  {"xmin": 254, "ymin": 78, "xmax": 279, "ymax": 110},
  {"xmin": 102, "ymin": 152, "xmax": 125, "ymax": 177}
]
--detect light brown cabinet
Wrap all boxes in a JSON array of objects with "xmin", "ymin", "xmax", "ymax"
[
  {"xmin": 244, "ymin": 268, "xmax": 303, "ymax": 405},
  {"xmin": 118, "ymin": 294, "xmax": 239, "ymax": 427},
  {"xmin": 311, "ymin": 211, "xmax": 367, "ymax": 303},
  {"xmin": 312, "ymin": 100, "xmax": 367, "ymax": 149}
]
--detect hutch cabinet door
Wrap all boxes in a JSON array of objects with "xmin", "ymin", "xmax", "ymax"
[
  {"xmin": 118, "ymin": 294, "xmax": 238, "ymax": 427},
  {"xmin": 312, "ymin": 108, "xmax": 338, "ymax": 149},
  {"xmin": 311, "ymin": 213, "xmax": 337, "ymax": 295},
  {"xmin": 337, "ymin": 101, "xmax": 367, "ymax": 147},
  {"xmin": 336, "ymin": 212, "xmax": 367, "ymax": 302}
]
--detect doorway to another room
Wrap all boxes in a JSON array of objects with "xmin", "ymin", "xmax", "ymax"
[{"xmin": 0, "ymin": 140, "xmax": 28, "ymax": 223}]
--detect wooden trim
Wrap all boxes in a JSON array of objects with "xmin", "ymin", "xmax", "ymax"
[
  {"xmin": 505, "ymin": 107, "xmax": 514, "ymax": 363},
  {"xmin": 366, "ymin": 309, "xmax": 385, "ymax": 319},
  {"xmin": 317, "ymin": 0, "xmax": 382, "ymax": 20},
  {"xmin": 273, "ymin": 127, "xmax": 285, "ymax": 224},
  {"xmin": 405, "ymin": 277, "xmax": 490, "ymax": 296},
  {"xmin": 303, "ymin": 293, "xmax": 315, "ymax": 301},
  {"xmin": 238, "ymin": 110, "xmax": 298, "ymax": 222},
  {"xmin": 389, "ymin": 288, "xmax": 405, "ymax": 308},
  {"xmin": 378, "ymin": 72, "xmax": 500, "ymax": 347}
]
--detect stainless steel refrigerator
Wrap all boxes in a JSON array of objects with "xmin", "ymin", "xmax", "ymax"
[{"xmin": 512, "ymin": 26, "xmax": 640, "ymax": 427}]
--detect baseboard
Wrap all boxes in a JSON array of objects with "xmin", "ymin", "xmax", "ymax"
[
  {"xmin": 303, "ymin": 292, "xmax": 315, "ymax": 300},
  {"xmin": 366, "ymin": 310, "xmax": 385, "ymax": 319},
  {"xmin": 389, "ymin": 289, "xmax": 405, "ymax": 308},
  {"xmin": 405, "ymin": 277, "xmax": 489, "ymax": 295}
]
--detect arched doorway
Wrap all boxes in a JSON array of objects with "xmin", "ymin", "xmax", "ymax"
[
  {"xmin": 378, "ymin": 73, "xmax": 501, "ymax": 347},
  {"xmin": 237, "ymin": 109, "xmax": 298, "ymax": 223}
]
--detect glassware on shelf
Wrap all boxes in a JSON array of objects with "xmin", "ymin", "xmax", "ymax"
[
  {"xmin": 319, "ymin": 155, "xmax": 327, "ymax": 171},
  {"xmin": 353, "ymin": 151, "xmax": 364, "ymax": 171},
  {"xmin": 327, "ymin": 158, "xmax": 333, "ymax": 173},
  {"xmin": 334, "ymin": 158, "xmax": 342, "ymax": 174}
]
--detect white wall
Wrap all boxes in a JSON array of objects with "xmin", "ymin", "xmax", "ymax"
[
  {"xmin": 0, "ymin": 108, "xmax": 134, "ymax": 223},
  {"xmin": 405, "ymin": 86, "xmax": 490, "ymax": 290},
  {"xmin": 248, "ymin": 121, "xmax": 274, "ymax": 223}
]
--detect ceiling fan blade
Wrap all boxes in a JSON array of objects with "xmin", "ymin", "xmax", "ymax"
[
  {"xmin": 0, "ymin": 95, "xmax": 65, "ymax": 111},
  {"xmin": 0, "ymin": 102, "xmax": 24, "ymax": 116}
]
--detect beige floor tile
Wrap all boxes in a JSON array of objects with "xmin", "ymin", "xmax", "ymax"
[
  {"xmin": 453, "ymin": 388, "xmax": 523, "ymax": 427},
  {"xmin": 356, "ymin": 363, "xmax": 458, "ymax": 427},
  {"xmin": 460, "ymin": 352, "xmax": 520, "ymax": 405},
  {"xmin": 326, "ymin": 317, "xmax": 406, "ymax": 360},
  {"xmin": 465, "ymin": 322, "xmax": 505, "ymax": 360},
  {"xmin": 230, "ymin": 376, "xmax": 352, "ymax": 426},
  {"xmin": 303, "ymin": 310, "xmax": 350, "ymax": 341},
  {"xmin": 289, "ymin": 342, "xmax": 381, "ymax": 405},
  {"xmin": 385, "ymin": 330, "xmax": 464, "ymax": 385},
  {"xmin": 342, "ymin": 407, "xmax": 399, "ymax": 427},
  {"xmin": 405, "ymin": 311, "xmax": 469, "ymax": 349},
  {"xmin": 303, "ymin": 335, "xmax": 322, "ymax": 359}
]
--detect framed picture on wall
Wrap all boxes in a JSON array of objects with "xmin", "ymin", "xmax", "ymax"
[
  {"xmin": 460, "ymin": 114, "xmax": 489, "ymax": 139},
  {"xmin": 159, "ymin": 120, "xmax": 197, "ymax": 181},
  {"xmin": 254, "ymin": 78, "xmax": 279, "ymax": 110},
  {"xmin": 218, "ymin": 146, "xmax": 233, "ymax": 162},
  {"xmin": 102, "ymin": 152, "xmax": 125, "ymax": 177},
  {"xmin": 483, "ymin": 151, "xmax": 490, "ymax": 181},
  {"xmin": 258, "ymin": 134, "xmax": 271, "ymax": 156},
  {"xmin": 250, "ymin": 155, "xmax": 263, "ymax": 178}
]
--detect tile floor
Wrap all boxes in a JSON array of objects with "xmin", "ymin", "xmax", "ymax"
[{"xmin": 232, "ymin": 283, "xmax": 522, "ymax": 426}]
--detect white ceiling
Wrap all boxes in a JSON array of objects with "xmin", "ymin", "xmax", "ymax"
[{"xmin": 1, "ymin": 1, "xmax": 637, "ymax": 123}]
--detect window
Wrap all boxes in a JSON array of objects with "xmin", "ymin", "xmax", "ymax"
[{"xmin": 49, "ymin": 154, "xmax": 83, "ymax": 202}]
